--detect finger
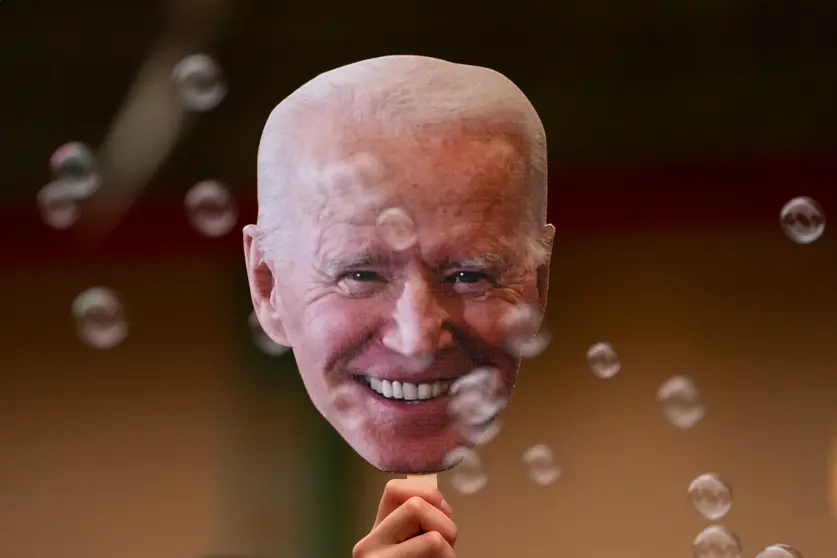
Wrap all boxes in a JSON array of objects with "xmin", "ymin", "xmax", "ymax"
[
  {"xmin": 375, "ymin": 479, "xmax": 453, "ymax": 528},
  {"xmin": 373, "ymin": 496, "xmax": 457, "ymax": 547},
  {"xmin": 382, "ymin": 531, "xmax": 456, "ymax": 558}
]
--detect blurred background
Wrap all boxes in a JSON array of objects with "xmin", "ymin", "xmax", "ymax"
[{"xmin": 1, "ymin": 1, "xmax": 836, "ymax": 557}]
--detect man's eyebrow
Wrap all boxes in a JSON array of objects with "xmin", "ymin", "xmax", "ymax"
[
  {"xmin": 438, "ymin": 253, "xmax": 511, "ymax": 272},
  {"xmin": 323, "ymin": 253, "xmax": 390, "ymax": 274}
]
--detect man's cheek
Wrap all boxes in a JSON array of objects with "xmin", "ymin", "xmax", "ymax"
[
  {"xmin": 306, "ymin": 303, "xmax": 382, "ymax": 342},
  {"xmin": 462, "ymin": 302, "xmax": 517, "ymax": 346}
]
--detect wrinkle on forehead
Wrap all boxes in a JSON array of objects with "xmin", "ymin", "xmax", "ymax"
[
  {"xmin": 303, "ymin": 151, "xmax": 391, "ymax": 225},
  {"xmin": 260, "ymin": 122, "xmax": 544, "ymax": 268}
]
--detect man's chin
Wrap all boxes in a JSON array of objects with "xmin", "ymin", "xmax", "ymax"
[{"xmin": 351, "ymin": 433, "xmax": 474, "ymax": 474}]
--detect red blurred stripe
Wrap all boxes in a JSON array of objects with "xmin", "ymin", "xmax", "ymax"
[{"xmin": 3, "ymin": 152, "xmax": 835, "ymax": 269}]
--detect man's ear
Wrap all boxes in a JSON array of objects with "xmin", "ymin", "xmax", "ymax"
[
  {"xmin": 536, "ymin": 223, "xmax": 556, "ymax": 316},
  {"xmin": 243, "ymin": 225, "xmax": 291, "ymax": 347}
]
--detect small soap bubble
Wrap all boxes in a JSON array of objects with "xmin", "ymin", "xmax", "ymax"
[
  {"xmin": 501, "ymin": 304, "xmax": 551, "ymax": 358},
  {"xmin": 756, "ymin": 545, "xmax": 803, "ymax": 558},
  {"xmin": 376, "ymin": 207, "xmax": 417, "ymax": 251},
  {"xmin": 460, "ymin": 419, "xmax": 502, "ymax": 447},
  {"xmin": 443, "ymin": 447, "xmax": 488, "ymax": 495},
  {"xmin": 693, "ymin": 525, "xmax": 742, "ymax": 558},
  {"xmin": 49, "ymin": 141, "xmax": 100, "ymax": 198},
  {"xmin": 586, "ymin": 342, "xmax": 621, "ymax": 379},
  {"xmin": 72, "ymin": 287, "xmax": 129, "ymax": 349},
  {"xmin": 248, "ymin": 311, "xmax": 290, "ymax": 357},
  {"xmin": 37, "ymin": 180, "xmax": 83, "ymax": 229},
  {"xmin": 522, "ymin": 444, "xmax": 561, "ymax": 485},
  {"xmin": 448, "ymin": 368, "xmax": 507, "ymax": 426},
  {"xmin": 172, "ymin": 54, "xmax": 227, "ymax": 112},
  {"xmin": 184, "ymin": 180, "xmax": 238, "ymax": 237},
  {"xmin": 658, "ymin": 375, "xmax": 706, "ymax": 429},
  {"xmin": 329, "ymin": 383, "xmax": 367, "ymax": 430},
  {"xmin": 780, "ymin": 197, "xmax": 825, "ymax": 244},
  {"xmin": 688, "ymin": 472, "xmax": 732, "ymax": 520}
]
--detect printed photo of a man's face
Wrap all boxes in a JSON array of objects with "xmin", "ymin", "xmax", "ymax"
[{"xmin": 243, "ymin": 55, "xmax": 554, "ymax": 474}]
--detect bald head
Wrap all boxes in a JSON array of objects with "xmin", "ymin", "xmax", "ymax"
[{"xmin": 255, "ymin": 55, "xmax": 548, "ymax": 251}]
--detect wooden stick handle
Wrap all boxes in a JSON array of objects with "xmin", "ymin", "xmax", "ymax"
[{"xmin": 405, "ymin": 473, "xmax": 438, "ymax": 489}]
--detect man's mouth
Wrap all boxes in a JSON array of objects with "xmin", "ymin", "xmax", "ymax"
[{"xmin": 353, "ymin": 375, "xmax": 455, "ymax": 403}]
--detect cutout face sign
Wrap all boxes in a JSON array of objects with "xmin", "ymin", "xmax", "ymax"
[{"xmin": 244, "ymin": 55, "xmax": 554, "ymax": 474}]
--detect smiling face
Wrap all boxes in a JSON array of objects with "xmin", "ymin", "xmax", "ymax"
[{"xmin": 246, "ymin": 129, "xmax": 554, "ymax": 473}]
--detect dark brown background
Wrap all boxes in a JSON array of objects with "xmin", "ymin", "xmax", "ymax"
[{"xmin": 1, "ymin": 0, "xmax": 836, "ymax": 557}]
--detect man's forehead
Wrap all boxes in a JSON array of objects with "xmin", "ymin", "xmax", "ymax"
[
  {"xmin": 314, "ymin": 211, "xmax": 524, "ymax": 266},
  {"xmin": 292, "ymin": 133, "xmax": 527, "ymax": 220}
]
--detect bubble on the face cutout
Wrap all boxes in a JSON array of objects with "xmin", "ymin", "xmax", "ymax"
[
  {"xmin": 522, "ymin": 444, "xmax": 561, "ymax": 485},
  {"xmin": 172, "ymin": 54, "xmax": 227, "ymax": 112},
  {"xmin": 376, "ymin": 207, "xmax": 417, "ymax": 251},
  {"xmin": 780, "ymin": 196, "xmax": 825, "ymax": 244},
  {"xmin": 586, "ymin": 342, "xmax": 621, "ymax": 379},
  {"xmin": 38, "ymin": 180, "xmax": 84, "ymax": 229},
  {"xmin": 328, "ymin": 383, "xmax": 367, "ymax": 430},
  {"xmin": 184, "ymin": 180, "xmax": 238, "ymax": 237},
  {"xmin": 460, "ymin": 419, "xmax": 502, "ymax": 447},
  {"xmin": 443, "ymin": 447, "xmax": 488, "ymax": 495},
  {"xmin": 72, "ymin": 287, "xmax": 129, "ymax": 349},
  {"xmin": 448, "ymin": 368, "xmax": 507, "ymax": 427},
  {"xmin": 688, "ymin": 472, "xmax": 732, "ymax": 520},
  {"xmin": 693, "ymin": 526, "xmax": 742, "ymax": 558},
  {"xmin": 658, "ymin": 376, "xmax": 706, "ymax": 429},
  {"xmin": 756, "ymin": 545, "xmax": 803, "ymax": 558},
  {"xmin": 501, "ymin": 305, "xmax": 551, "ymax": 358},
  {"xmin": 49, "ymin": 142, "xmax": 101, "ymax": 198},
  {"xmin": 248, "ymin": 311, "xmax": 289, "ymax": 357}
]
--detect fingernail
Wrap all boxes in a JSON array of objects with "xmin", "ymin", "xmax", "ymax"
[{"xmin": 440, "ymin": 496, "xmax": 453, "ymax": 515}]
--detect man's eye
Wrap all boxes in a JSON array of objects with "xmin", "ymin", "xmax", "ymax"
[
  {"xmin": 345, "ymin": 271, "xmax": 380, "ymax": 282},
  {"xmin": 336, "ymin": 270, "xmax": 386, "ymax": 297},
  {"xmin": 447, "ymin": 271, "xmax": 491, "ymax": 284}
]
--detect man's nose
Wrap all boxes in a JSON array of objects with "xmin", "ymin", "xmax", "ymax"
[{"xmin": 381, "ymin": 275, "xmax": 453, "ymax": 358}]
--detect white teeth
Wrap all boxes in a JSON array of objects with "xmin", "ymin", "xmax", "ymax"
[
  {"xmin": 365, "ymin": 377, "xmax": 450, "ymax": 401},
  {"xmin": 402, "ymin": 382, "xmax": 417, "ymax": 400}
]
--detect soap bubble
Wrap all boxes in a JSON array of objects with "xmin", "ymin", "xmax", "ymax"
[
  {"xmin": 501, "ymin": 304, "xmax": 551, "ymax": 358},
  {"xmin": 693, "ymin": 525, "xmax": 742, "ymax": 558},
  {"xmin": 586, "ymin": 342, "xmax": 621, "ymax": 378},
  {"xmin": 756, "ymin": 545, "xmax": 803, "ymax": 558},
  {"xmin": 448, "ymin": 367, "xmax": 506, "ymax": 426},
  {"xmin": 658, "ymin": 375, "xmax": 706, "ymax": 429},
  {"xmin": 184, "ymin": 180, "xmax": 238, "ymax": 237},
  {"xmin": 521, "ymin": 444, "xmax": 561, "ymax": 485},
  {"xmin": 248, "ymin": 311, "xmax": 290, "ymax": 357},
  {"xmin": 172, "ymin": 54, "xmax": 227, "ymax": 112},
  {"xmin": 376, "ymin": 207, "xmax": 417, "ymax": 251},
  {"xmin": 37, "ymin": 180, "xmax": 84, "ymax": 229},
  {"xmin": 443, "ymin": 447, "xmax": 488, "ymax": 494},
  {"xmin": 780, "ymin": 197, "xmax": 825, "ymax": 244},
  {"xmin": 328, "ymin": 383, "xmax": 368, "ymax": 430},
  {"xmin": 49, "ymin": 141, "xmax": 100, "ymax": 198},
  {"xmin": 460, "ymin": 419, "xmax": 502, "ymax": 447},
  {"xmin": 72, "ymin": 287, "xmax": 129, "ymax": 349},
  {"xmin": 688, "ymin": 472, "xmax": 732, "ymax": 520}
]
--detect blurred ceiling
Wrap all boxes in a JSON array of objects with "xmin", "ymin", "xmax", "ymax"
[{"xmin": 1, "ymin": 0, "xmax": 835, "ymax": 204}]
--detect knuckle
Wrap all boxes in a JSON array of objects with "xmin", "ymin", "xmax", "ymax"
[
  {"xmin": 352, "ymin": 538, "xmax": 371, "ymax": 558},
  {"xmin": 424, "ymin": 530, "xmax": 446, "ymax": 551},
  {"xmin": 404, "ymin": 495, "xmax": 427, "ymax": 514},
  {"xmin": 384, "ymin": 478, "xmax": 403, "ymax": 495}
]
